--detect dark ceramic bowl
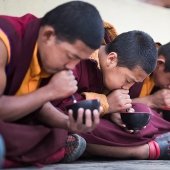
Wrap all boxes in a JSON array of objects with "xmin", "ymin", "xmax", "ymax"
[
  {"xmin": 66, "ymin": 99, "xmax": 100, "ymax": 124},
  {"xmin": 120, "ymin": 112, "xmax": 151, "ymax": 130},
  {"xmin": 162, "ymin": 110, "xmax": 170, "ymax": 122}
]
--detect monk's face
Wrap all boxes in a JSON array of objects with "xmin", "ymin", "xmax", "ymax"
[
  {"xmin": 104, "ymin": 66, "xmax": 148, "ymax": 90},
  {"xmin": 101, "ymin": 52, "xmax": 148, "ymax": 90},
  {"xmin": 38, "ymin": 26, "xmax": 94, "ymax": 74},
  {"xmin": 152, "ymin": 58, "xmax": 170, "ymax": 88}
]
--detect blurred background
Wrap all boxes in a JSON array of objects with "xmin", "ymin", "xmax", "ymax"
[{"xmin": 0, "ymin": 0, "xmax": 170, "ymax": 44}]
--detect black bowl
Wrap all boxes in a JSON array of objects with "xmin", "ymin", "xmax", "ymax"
[
  {"xmin": 162, "ymin": 110, "xmax": 170, "ymax": 122},
  {"xmin": 120, "ymin": 112, "xmax": 151, "ymax": 130},
  {"xmin": 66, "ymin": 99, "xmax": 100, "ymax": 124}
]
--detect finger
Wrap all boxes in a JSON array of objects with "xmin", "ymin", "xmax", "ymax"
[
  {"xmin": 68, "ymin": 109, "xmax": 75, "ymax": 126},
  {"xmin": 121, "ymin": 89, "xmax": 129, "ymax": 94},
  {"xmin": 133, "ymin": 130, "xmax": 139, "ymax": 134},
  {"xmin": 84, "ymin": 109, "xmax": 92, "ymax": 129},
  {"xmin": 125, "ymin": 98, "xmax": 132, "ymax": 104},
  {"xmin": 73, "ymin": 80, "xmax": 78, "ymax": 86},
  {"xmin": 86, "ymin": 110, "xmax": 100, "ymax": 132},
  {"xmin": 92, "ymin": 109, "xmax": 100, "ymax": 127},
  {"xmin": 116, "ymin": 120, "xmax": 126, "ymax": 128},
  {"xmin": 128, "ymin": 108, "xmax": 135, "ymax": 113},
  {"xmin": 68, "ymin": 70, "xmax": 73, "ymax": 75},
  {"xmin": 76, "ymin": 108, "xmax": 84, "ymax": 125},
  {"xmin": 69, "ymin": 74, "xmax": 76, "ymax": 80},
  {"xmin": 124, "ymin": 103, "xmax": 132, "ymax": 110},
  {"xmin": 99, "ymin": 106, "xmax": 103, "ymax": 113},
  {"xmin": 123, "ymin": 94, "xmax": 130, "ymax": 99},
  {"xmin": 143, "ymin": 126, "xmax": 146, "ymax": 129},
  {"xmin": 124, "ymin": 127, "xmax": 134, "ymax": 133}
]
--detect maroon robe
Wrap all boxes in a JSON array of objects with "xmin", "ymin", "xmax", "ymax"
[
  {"xmin": 0, "ymin": 14, "xmax": 68, "ymax": 163},
  {"xmin": 53, "ymin": 59, "xmax": 170, "ymax": 146}
]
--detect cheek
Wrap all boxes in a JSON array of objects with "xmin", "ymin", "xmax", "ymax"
[
  {"xmin": 155, "ymin": 77, "xmax": 166, "ymax": 87},
  {"xmin": 104, "ymin": 75, "xmax": 124, "ymax": 90}
]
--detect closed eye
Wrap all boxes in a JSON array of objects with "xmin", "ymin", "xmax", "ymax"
[
  {"xmin": 126, "ymin": 79, "xmax": 131, "ymax": 84},
  {"xmin": 67, "ymin": 55, "xmax": 74, "ymax": 60}
]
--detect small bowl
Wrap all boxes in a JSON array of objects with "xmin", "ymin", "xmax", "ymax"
[
  {"xmin": 66, "ymin": 99, "xmax": 100, "ymax": 124},
  {"xmin": 120, "ymin": 112, "xmax": 151, "ymax": 130},
  {"xmin": 162, "ymin": 110, "xmax": 170, "ymax": 122}
]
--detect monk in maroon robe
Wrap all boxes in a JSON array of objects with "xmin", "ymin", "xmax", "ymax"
[
  {"xmin": 53, "ymin": 31, "xmax": 170, "ymax": 160},
  {"xmin": 0, "ymin": 1, "xmax": 105, "ymax": 168},
  {"xmin": 130, "ymin": 42, "xmax": 170, "ymax": 121}
]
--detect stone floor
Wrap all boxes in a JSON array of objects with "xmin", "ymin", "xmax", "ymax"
[{"xmin": 4, "ymin": 157, "xmax": 170, "ymax": 170}]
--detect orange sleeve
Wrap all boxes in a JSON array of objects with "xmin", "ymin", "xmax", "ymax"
[{"xmin": 82, "ymin": 92, "xmax": 109, "ymax": 117}]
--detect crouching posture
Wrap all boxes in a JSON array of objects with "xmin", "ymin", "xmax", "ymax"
[
  {"xmin": 54, "ymin": 30, "xmax": 170, "ymax": 160},
  {"xmin": 0, "ymin": 1, "xmax": 104, "ymax": 168}
]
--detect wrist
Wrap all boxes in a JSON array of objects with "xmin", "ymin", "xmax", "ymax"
[
  {"xmin": 147, "ymin": 95, "xmax": 157, "ymax": 109},
  {"xmin": 42, "ymin": 85, "xmax": 55, "ymax": 101}
]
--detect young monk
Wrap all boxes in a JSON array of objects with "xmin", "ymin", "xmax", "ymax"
[
  {"xmin": 54, "ymin": 30, "xmax": 170, "ymax": 160},
  {"xmin": 130, "ymin": 42, "xmax": 170, "ymax": 121},
  {"xmin": 0, "ymin": 1, "xmax": 104, "ymax": 168}
]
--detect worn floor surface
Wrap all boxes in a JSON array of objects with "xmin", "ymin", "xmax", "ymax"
[{"xmin": 4, "ymin": 157, "xmax": 170, "ymax": 170}]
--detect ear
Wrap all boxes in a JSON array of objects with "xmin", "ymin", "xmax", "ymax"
[
  {"xmin": 41, "ymin": 26, "xmax": 56, "ymax": 45},
  {"xmin": 106, "ymin": 52, "xmax": 118, "ymax": 67}
]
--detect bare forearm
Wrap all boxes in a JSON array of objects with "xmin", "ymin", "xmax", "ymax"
[
  {"xmin": 132, "ymin": 95, "xmax": 155, "ymax": 109},
  {"xmin": 0, "ymin": 86, "xmax": 52, "ymax": 122},
  {"xmin": 38, "ymin": 102, "xmax": 69, "ymax": 129}
]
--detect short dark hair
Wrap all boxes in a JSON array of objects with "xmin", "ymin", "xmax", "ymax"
[
  {"xmin": 158, "ymin": 42, "xmax": 170, "ymax": 72},
  {"xmin": 105, "ymin": 30, "xmax": 157, "ymax": 74},
  {"xmin": 41, "ymin": 1, "xmax": 104, "ymax": 49}
]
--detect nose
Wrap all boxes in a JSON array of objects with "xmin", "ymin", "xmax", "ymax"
[
  {"xmin": 122, "ymin": 82, "xmax": 135, "ymax": 90},
  {"xmin": 167, "ymin": 84, "xmax": 170, "ymax": 89},
  {"xmin": 65, "ymin": 60, "xmax": 80, "ymax": 70},
  {"xmin": 121, "ymin": 86, "xmax": 129, "ymax": 90}
]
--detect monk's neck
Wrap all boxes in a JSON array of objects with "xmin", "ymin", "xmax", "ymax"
[{"xmin": 98, "ymin": 45, "xmax": 107, "ymax": 69}]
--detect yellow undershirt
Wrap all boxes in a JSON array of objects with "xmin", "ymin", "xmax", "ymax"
[
  {"xmin": 82, "ymin": 50, "xmax": 110, "ymax": 116},
  {"xmin": 0, "ymin": 29, "xmax": 50, "ymax": 96},
  {"xmin": 139, "ymin": 76, "xmax": 155, "ymax": 97}
]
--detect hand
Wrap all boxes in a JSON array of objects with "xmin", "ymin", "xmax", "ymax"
[
  {"xmin": 151, "ymin": 89, "xmax": 170, "ymax": 110},
  {"xmin": 110, "ymin": 111, "xmax": 146, "ymax": 134},
  {"xmin": 47, "ymin": 70, "xmax": 77, "ymax": 100},
  {"xmin": 107, "ymin": 89, "xmax": 132, "ymax": 113},
  {"xmin": 66, "ymin": 107, "xmax": 102, "ymax": 133}
]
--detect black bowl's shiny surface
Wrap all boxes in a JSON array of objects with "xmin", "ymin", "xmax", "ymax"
[
  {"xmin": 162, "ymin": 110, "xmax": 170, "ymax": 122},
  {"xmin": 120, "ymin": 112, "xmax": 151, "ymax": 130},
  {"xmin": 66, "ymin": 99, "xmax": 100, "ymax": 124}
]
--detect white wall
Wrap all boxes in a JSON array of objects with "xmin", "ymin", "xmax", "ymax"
[{"xmin": 0, "ymin": 0, "xmax": 170, "ymax": 44}]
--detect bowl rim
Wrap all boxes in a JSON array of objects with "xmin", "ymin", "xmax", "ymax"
[
  {"xmin": 120, "ymin": 112, "xmax": 151, "ymax": 115},
  {"xmin": 67, "ymin": 98, "xmax": 100, "ymax": 105},
  {"xmin": 66, "ymin": 98, "xmax": 100, "ymax": 108}
]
